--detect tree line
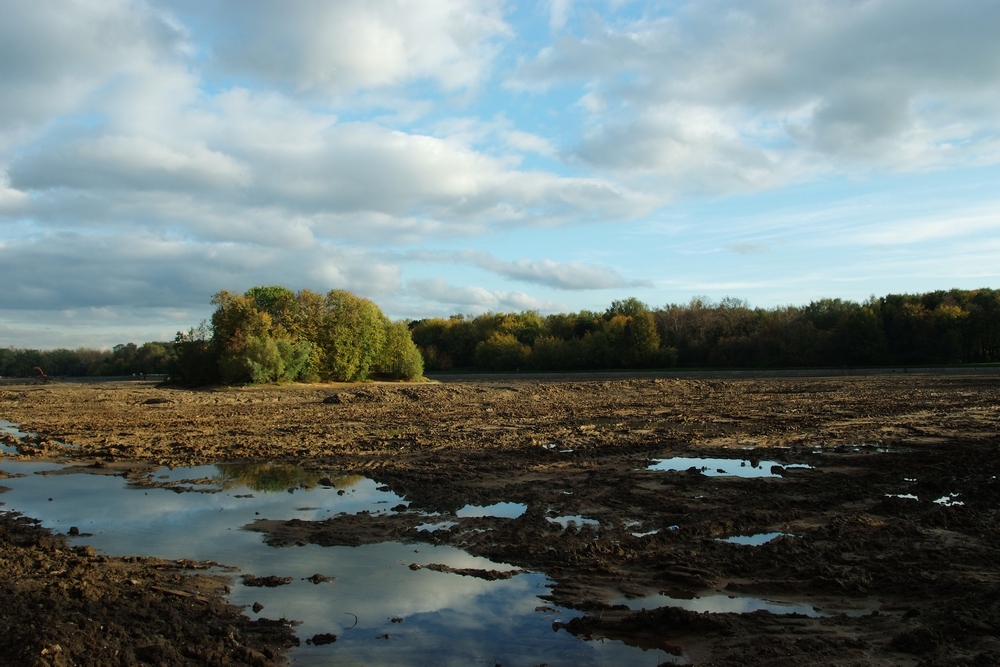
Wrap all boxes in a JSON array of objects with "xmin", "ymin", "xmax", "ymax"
[
  {"xmin": 410, "ymin": 288, "xmax": 1000, "ymax": 371},
  {"xmin": 0, "ymin": 341, "xmax": 174, "ymax": 379},
  {"xmin": 3, "ymin": 287, "xmax": 999, "ymax": 381}
]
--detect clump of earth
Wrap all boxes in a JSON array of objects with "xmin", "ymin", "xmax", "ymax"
[{"xmin": 2, "ymin": 373, "xmax": 999, "ymax": 665}]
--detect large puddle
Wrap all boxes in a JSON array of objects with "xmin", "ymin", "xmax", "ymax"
[{"xmin": 0, "ymin": 456, "xmax": 677, "ymax": 666}]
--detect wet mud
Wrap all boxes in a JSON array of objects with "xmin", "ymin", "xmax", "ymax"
[
  {"xmin": 2, "ymin": 374, "xmax": 1000, "ymax": 665},
  {"xmin": 0, "ymin": 512, "xmax": 297, "ymax": 667}
]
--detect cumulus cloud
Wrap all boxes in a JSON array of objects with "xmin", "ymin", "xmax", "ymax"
[
  {"xmin": 10, "ymin": 136, "xmax": 249, "ymax": 192},
  {"xmin": 0, "ymin": 0, "xmax": 186, "ymax": 133},
  {"xmin": 0, "ymin": 231, "xmax": 401, "ymax": 315},
  {"xmin": 513, "ymin": 0, "xmax": 1000, "ymax": 192},
  {"xmin": 157, "ymin": 0, "xmax": 510, "ymax": 94}
]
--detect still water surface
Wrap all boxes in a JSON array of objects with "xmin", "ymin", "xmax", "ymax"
[{"xmin": 0, "ymin": 454, "xmax": 674, "ymax": 666}]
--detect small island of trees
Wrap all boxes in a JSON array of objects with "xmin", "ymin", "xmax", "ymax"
[{"xmin": 170, "ymin": 286, "xmax": 424, "ymax": 386}]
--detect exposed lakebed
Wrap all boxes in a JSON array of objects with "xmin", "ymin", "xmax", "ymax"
[{"xmin": 4, "ymin": 376, "xmax": 999, "ymax": 666}]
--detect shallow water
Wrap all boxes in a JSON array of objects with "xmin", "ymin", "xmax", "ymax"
[
  {"xmin": 547, "ymin": 514, "xmax": 601, "ymax": 529},
  {"xmin": 615, "ymin": 591, "xmax": 823, "ymax": 617},
  {"xmin": 0, "ymin": 457, "xmax": 674, "ymax": 666},
  {"xmin": 455, "ymin": 501, "xmax": 527, "ymax": 519},
  {"xmin": 647, "ymin": 456, "xmax": 811, "ymax": 477},
  {"xmin": 719, "ymin": 532, "xmax": 793, "ymax": 546},
  {"xmin": 0, "ymin": 420, "xmax": 27, "ymax": 454}
]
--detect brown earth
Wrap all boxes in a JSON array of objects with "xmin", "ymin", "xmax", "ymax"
[{"xmin": 1, "ymin": 373, "xmax": 999, "ymax": 666}]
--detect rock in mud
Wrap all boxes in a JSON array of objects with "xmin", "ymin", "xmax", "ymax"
[{"xmin": 241, "ymin": 574, "xmax": 293, "ymax": 588}]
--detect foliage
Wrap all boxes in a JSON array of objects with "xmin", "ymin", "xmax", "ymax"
[
  {"xmin": 196, "ymin": 285, "xmax": 417, "ymax": 385},
  {"xmin": 170, "ymin": 323, "xmax": 218, "ymax": 386},
  {"xmin": 4, "ymin": 287, "xmax": 999, "ymax": 381},
  {"xmin": 313, "ymin": 290, "xmax": 389, "ymax": 382},
  {"xmin": 373, "ymin": 321, "xmax": 424, "ymax": 380},
  {"xmin": 407, "ymin": 288, "xmax": 1000, "ymax": 372},
  {"xmin": 475, "ymin": 333, "xmax": 530, "ymax": 371}
]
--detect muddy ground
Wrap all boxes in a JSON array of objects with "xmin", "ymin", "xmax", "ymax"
[{"xmin": 1, "ymin": 373, "xmax": 999, "ymax": 666}]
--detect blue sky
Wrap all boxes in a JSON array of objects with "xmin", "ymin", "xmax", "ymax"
[{"xmin": 2, "ymin": 0, "xmax": 999, "ymax": 349}]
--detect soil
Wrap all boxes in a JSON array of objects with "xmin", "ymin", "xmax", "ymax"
[{"xmin": 2, "ymin": 373, "xmax": 1000, "ymax": 666}]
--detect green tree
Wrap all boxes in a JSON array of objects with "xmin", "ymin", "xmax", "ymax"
[
  {"xmin": 475, "ymin": 332, "xmax": 530, "ymax": 371},
  {"xmin": 315, "ymin": 290, "xmax": 389, "ymax": 382},
  {"xmin": 374, "ymin": 321, "xmax": 424, "ymax": 380}
]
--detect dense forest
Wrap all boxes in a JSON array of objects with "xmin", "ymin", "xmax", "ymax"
[
  {"xmin": 410, "ymin": 288, "xmax": 1000, "ymax": 371},
  {"xmin": 2, "ymin": 288, "xmax": 999, "ymax": 382}
]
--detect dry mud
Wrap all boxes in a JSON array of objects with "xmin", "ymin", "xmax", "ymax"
[{"xmin": 2, "ymin": 373, "xmax": 999, "ymax": 666}]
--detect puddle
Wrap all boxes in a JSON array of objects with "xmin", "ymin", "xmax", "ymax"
[
  {"xmin": 623, "ymin": 520, "xmax": 659, "ymax": 538},
  {"xmin": 0, "ymin": 457, "xmax": 668, "ymax": 665},
  {"xmin": 547, "ymin": 514, "xmax": 600, "ymax": 529},
  {"xmin": 884, "ymin": 491, "xmax": 965, "ymax": 507},
  {"xmin": 719, "ymin": 532, "xmax": 793, "ymax": 546},
  {"xmin": 647, "ymin": 457, "xmax": 811, "ymax": 478},
  {"xmin": 0, "ymin": 420, "xmax": 25, "ymax": 454},
  {"xmin": 933, "ymin": 493, "xmax": 964, "ymax": 507},
  {"xmin": 0, "ymin": 419, "xmax": 78, "ymax": 452},
  {"xmin": 615, "ymin": 591, "xmax": 823, "ymax": 617},
  {"xmin": 415, "ymin": 521, "xmax": 459, "ymax": 532},
  {"xmin": 455, "ymin": 502, "xmax": 527, "ymax": 519}
]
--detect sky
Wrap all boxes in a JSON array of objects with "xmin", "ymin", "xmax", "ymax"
[{"xmin": 2, "ymin": 0, "xmax": 999, "ymax": 349}]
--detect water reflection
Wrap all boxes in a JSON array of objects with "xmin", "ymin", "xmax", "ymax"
[
  {"xmin": 616, "ymin": 591, "xmax": 822, "ymax": 617},
  {"xmin": 455, "ymin": 502, "xmax": 527, "ymax": 519},
  {"xmin": 647, "ymin": 456, "xmax": 811, "ymax": 478},
  {"xmin": 0, "ymin": 459, "xmax": 669, "ymax": 666},
  {"xmin": 212, "ymin": 463, "xmax": 364, "ymax": 493},
  {"xmin": 719, "ymin": 532, "xmax": 793, "ymax": 546}
]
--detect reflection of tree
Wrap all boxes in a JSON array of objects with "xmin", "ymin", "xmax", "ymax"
[{"xmin": 213, "ymin": 463, "xmax": 364, "ymax": 493}]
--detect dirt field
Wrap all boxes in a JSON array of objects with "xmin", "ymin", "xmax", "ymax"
[{"xmin": 2, "ymin": 373, "xmax": 999, "ymax": 666}]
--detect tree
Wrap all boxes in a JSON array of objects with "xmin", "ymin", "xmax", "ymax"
[
  {"xmin": 315, "ymin": 290, "xmax": 389, "ymax": 381},
  {"xmin": 170, "ymin": 323, "xmax": 219, "ymax": 386},
  {"xmin": 475, "ymin": 333, "xmax": 530, "ymax": 371},
  {"xmin": 374, "ymin": 321, "xmax": 424, "ymax": 380}
]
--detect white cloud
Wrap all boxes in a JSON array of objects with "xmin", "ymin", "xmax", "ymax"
[
  {"xmin": 11, "ymin": 136, "xmax": 249, "ymax": 192},
  {"xmin": 549, "ymin": 0, "xmax": 575, "ymax": 30},
  {"xmin": 501, "ymin": 130, "xmax": 557, "ymax": 156},
  {"xmin": 853, "ymin": 211, "xmax": 1000, "ymax": 247},
  {"xmin": 0, "ymin": 0, "xmax": 186, "ymax": 133},
  {"xmin": 158, "ymin": 0, "xmax": 510, "ymax": 95},
  {"xmin": 513, "ymin": 0, "xmax": 1000, "ymax": 193},
  {"xmin": 0, "ymin": 230, "xmax": 402, "ymax": 315},
  {"xmin": 410, "ymin": 249, "xmax": 652, "ymax": 290},
  {"xmin": 407, "ymin": 278, "xmax": 566, "ymax": 312}
]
